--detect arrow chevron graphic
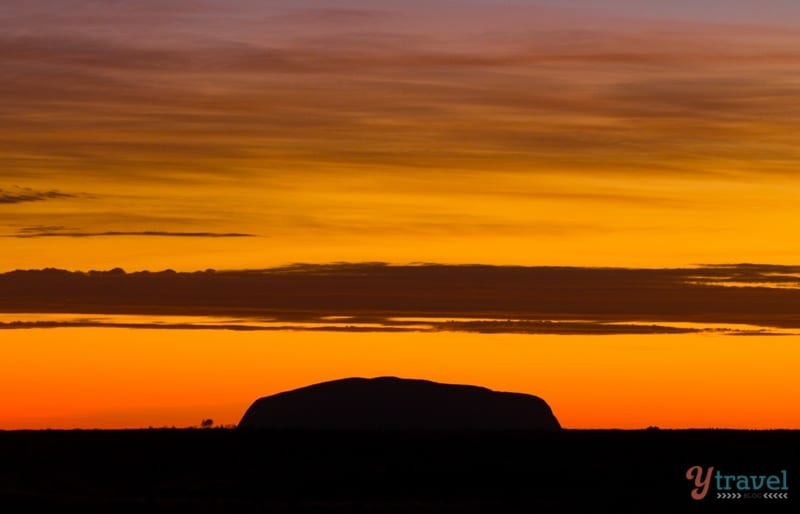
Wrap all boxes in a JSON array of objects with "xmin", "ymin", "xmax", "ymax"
[{"xmin": 714, "ymin": 491, "xmax": 792, "ymax": 500}]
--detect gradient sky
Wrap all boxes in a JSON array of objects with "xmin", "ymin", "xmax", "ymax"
[
  {"xmin": 3, "ymin": 0, "xmax": 800, "ymax": 270},
  {"xmin": 3, "ymin": 2, "xmax": 800, "ymax": 430}
]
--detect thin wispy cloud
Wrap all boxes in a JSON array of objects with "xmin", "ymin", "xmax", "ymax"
[
  {"xmin": 0, "ymin": 318, "xmax": 715, "ymax": 336},
  {"xmin": 0, "ymin": 187, "xmax": 79, "ymax": 204},
  {"xmin": 9, "ymin": 229, "xmax": 256, "ymax": 238}
]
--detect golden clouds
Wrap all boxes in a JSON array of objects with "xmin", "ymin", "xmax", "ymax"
[
  {"xmin": 3, "ymin": 4, "xmax": 799, "ymax": 179},
  {"xmin": 2, "ymin": 2, "xmax": 800, "ymax": 269}
]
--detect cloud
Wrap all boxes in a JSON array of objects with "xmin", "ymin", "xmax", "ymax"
[
  {"xmin": 0, "ymin": 318, "xmax": 711, "ymax": 336},
  {"xmin": 0, "ymin": 187, "xmax": 79, "ymax": 204},
  {"xmin": 271, "ymin": 7, "xmax": 395, "ymax": 26},
  {"xmin": 1, "ymin": 0, "xmax": 799, "ymax": 262},
  {"xmin": 9, "ymin": 229, "xmax": 255, "ymax": 238},
  {"xmin": 3, "ymin": 7, "xmax": 800, "ymax": 183},
  {"xmin": 0, "ymin": 263, "xmax": 799, "ymax": 334}
]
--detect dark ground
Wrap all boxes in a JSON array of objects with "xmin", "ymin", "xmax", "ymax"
[{"xmin": 0, "ymin": 429, "xmax": 797, "ymax": 513}]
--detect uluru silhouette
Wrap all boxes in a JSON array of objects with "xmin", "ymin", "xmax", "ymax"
[{"xmin": 239, "ymin": 377, "xmax": 560, "ymax": 430}]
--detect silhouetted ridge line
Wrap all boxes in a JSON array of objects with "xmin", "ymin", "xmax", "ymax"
[{"xmin": 238, "ymin": 377, "xmax": 561, "ymax": 430}]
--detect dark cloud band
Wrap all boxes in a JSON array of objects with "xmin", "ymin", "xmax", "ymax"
[{"xmin": 0, "ymin": 263, "xmax": 798, "ymax": 334}]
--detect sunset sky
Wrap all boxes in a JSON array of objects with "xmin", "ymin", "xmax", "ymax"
[
  {"xmin": 3, "ymin": 1, "xmax": 800, "ymax": 430},
  {"xmin": 3, "ymin": 0, "xmax": 800, "ymax": 270}
]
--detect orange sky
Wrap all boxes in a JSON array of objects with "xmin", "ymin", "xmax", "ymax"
[
  {"xmin": 3, "ymin": 328, "xmax": 798, "ymax": 430},
  {"xmin": 2, "ymin": 1, "xmax": 800, "ymax": 430},
  {"xmin": 3, "ymin": 1, "xmax": 800, "ymax": 270}
]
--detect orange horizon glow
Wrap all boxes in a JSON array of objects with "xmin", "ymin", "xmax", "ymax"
[{"xmin": 2, "ymin": 328, "xmax": 798, "ymax": 430}]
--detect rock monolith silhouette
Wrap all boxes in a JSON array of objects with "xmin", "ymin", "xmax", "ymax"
[{"xmin": 239, "ymin": 377, "xmax": 560, "ymax": 430}]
